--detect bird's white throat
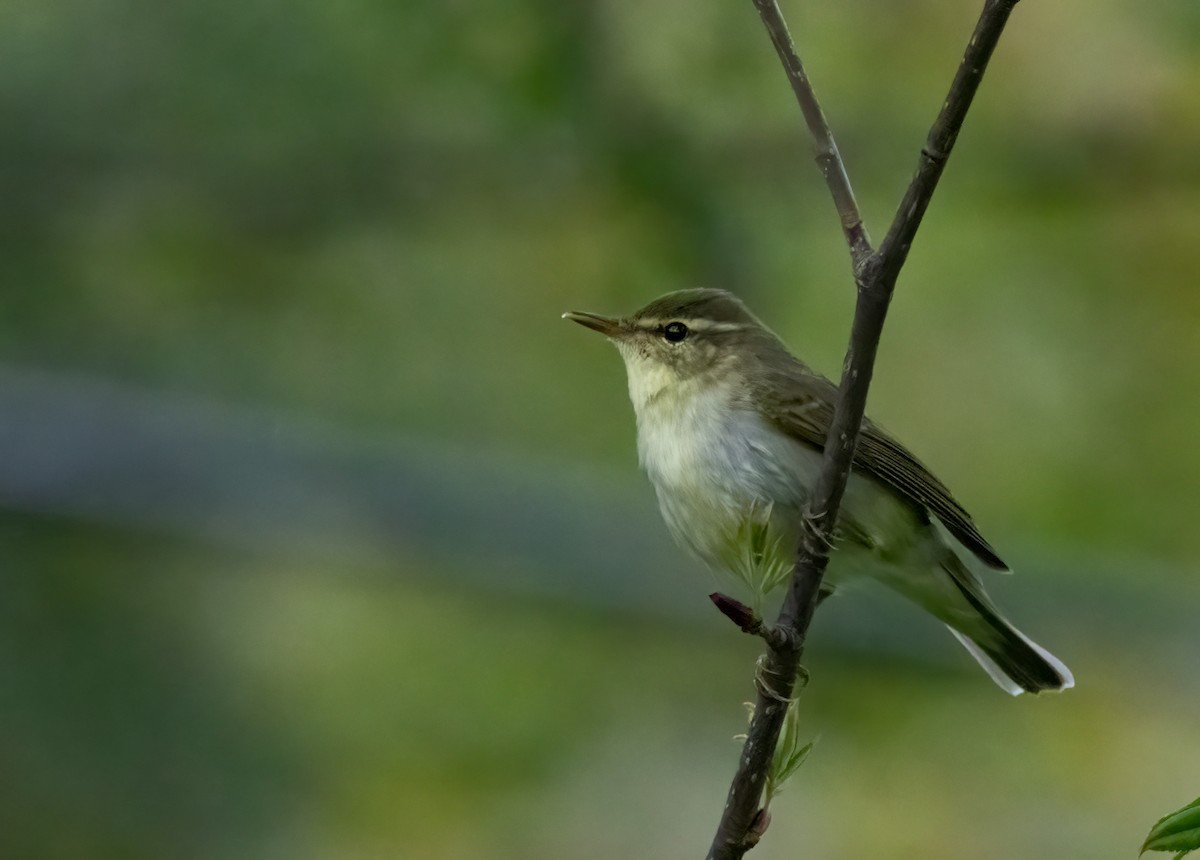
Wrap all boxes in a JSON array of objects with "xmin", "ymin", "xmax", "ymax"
[
  {"xmin": 616, "ymin": 347, "xmax": 728, "ymax": 478},
  {"xmin": 616, "ymin": 342, "xmax": 685, "ymax": 413}
]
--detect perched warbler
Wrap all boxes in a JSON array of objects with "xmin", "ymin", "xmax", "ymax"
[{"xmin": 565, "ymin": 288, "xmax": 1072, "ymax": 695}]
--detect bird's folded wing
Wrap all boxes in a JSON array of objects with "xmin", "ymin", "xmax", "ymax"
[{"xmin": 757, "ymin": 366, "xmax": 1008, "ymax": 570}]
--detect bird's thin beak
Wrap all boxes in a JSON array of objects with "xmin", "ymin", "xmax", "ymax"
[{"xmin": 562, "ymin": 311, "xmax": 622, "ymax": 337}]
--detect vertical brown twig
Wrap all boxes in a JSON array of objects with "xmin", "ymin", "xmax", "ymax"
[{"xmin": 706, "ymin": 2, "xmax": 1022, "ymax": 858}]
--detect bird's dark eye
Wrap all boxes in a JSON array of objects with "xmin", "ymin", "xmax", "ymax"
[{"xmin": 663, "ymin": 322, "xmax": 689, "ymax": 343}]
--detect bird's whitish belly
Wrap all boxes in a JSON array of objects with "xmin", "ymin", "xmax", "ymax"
[
  {"xmin": 636, "ymin": 392, "xmax": 921, "ymax": 583},
  {"xmin": 637, "ymin": 397, "xmax": 820, "ymax": 567}
]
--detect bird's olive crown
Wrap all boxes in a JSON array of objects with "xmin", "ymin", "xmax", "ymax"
[{"xmin": 630, "ymin": 288, "xmax": 760, "ymax": 328}]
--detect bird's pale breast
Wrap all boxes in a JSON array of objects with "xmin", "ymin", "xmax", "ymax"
[{"xmin": 635, "ymin": 380, "xmax": 821, "ymax": 567}]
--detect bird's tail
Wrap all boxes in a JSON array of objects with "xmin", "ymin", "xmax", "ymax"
[
  {"xmin": 940, "ymin": 555, "xmax": 1074, "ymax": 695},
  {"xmin": 946, "ymin": 621, "xmax": 1074, "ymax": 696}
]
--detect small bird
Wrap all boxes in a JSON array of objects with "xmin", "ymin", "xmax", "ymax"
[{"xmin": 564, "ymin": 288, "xmax": 1073, "ymax": 695}]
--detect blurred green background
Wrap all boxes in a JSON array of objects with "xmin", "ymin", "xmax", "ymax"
[{"xmin": 2, "ymin": 0, "xmax": 1199, "ymax": 857}]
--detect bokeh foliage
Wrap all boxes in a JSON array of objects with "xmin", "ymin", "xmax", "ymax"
[{"xmin": 1, "ymin": 0, "xmax": 1199, "ymax": 857}]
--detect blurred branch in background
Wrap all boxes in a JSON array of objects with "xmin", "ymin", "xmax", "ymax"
[
  {"xmin": 3, "ymin": 361, "xmax": 1191, "ymax": 667},
  {"xmin": 0, "ymin": 363, "xmax": 692, "ymax": 615}
]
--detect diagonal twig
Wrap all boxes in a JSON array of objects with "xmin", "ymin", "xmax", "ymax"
[
  {"xmin": 750, "ymin": 0, "xmax": 872, "ymax": 270},
  {"xmin": 706, "ymin": 2, "xmax": 1022, "ymax": 858}
]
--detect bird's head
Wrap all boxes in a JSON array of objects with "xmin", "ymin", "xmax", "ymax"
[{"xmin": 564, "ymin": 289, "xmax": 781, "ymax": 409}]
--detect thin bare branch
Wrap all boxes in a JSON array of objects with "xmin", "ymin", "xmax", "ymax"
[
  {"xmin": 750, "ymin": 0, "xmax": 872, "ymax": 268},
  {"xmin": 707, "ymin": 2, "xmax": 1022, "ymax": 858},
  {"xmin": 875, "ymin": 0, "xmax": 1021, "ymax": 284}
]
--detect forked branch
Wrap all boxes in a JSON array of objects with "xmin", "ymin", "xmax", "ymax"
[{"xmin": 706, "ymin": 2, "xmax": 1022, "ymax": 858}]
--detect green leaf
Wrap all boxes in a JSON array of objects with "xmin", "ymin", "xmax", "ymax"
[
  {"xmin": 715, "ymin": 500, "xmax": 793, "ymax": 614},
  {"xmin": 764, "ymin": 697, "xmax": 816, "ymax": 804},
  {"xmin": 1141, "ymin": 796, "xmax": 1200, "ymax": 857}
]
